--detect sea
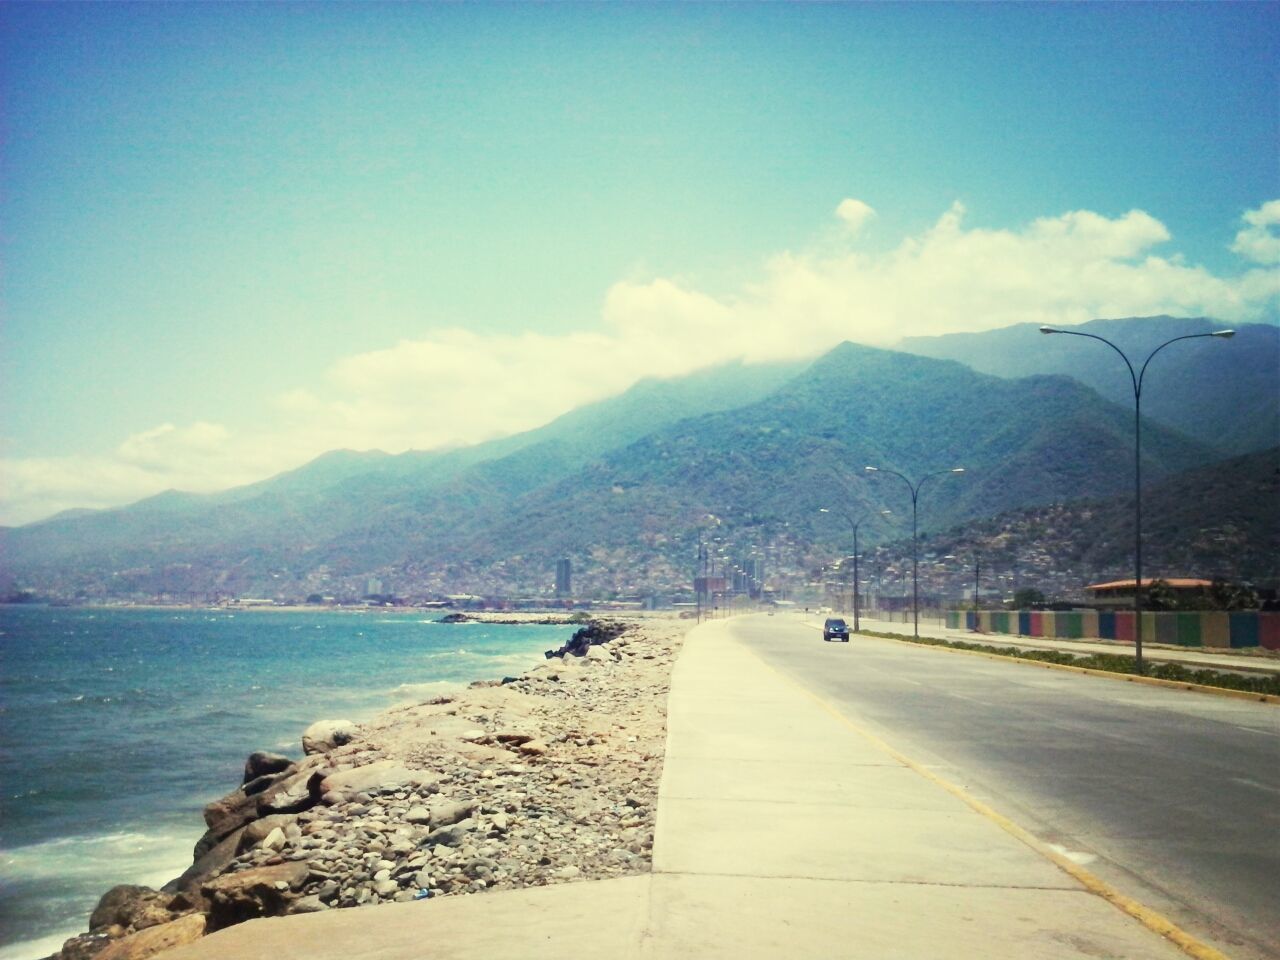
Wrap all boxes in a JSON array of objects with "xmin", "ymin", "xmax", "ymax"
[{"xmin": 0, "ymin": 606, "xmax": 572, "ymax": 960}]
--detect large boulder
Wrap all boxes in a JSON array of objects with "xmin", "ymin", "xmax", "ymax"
[
  {"xmin": 200, "ymin": 789, "xmax": 262, "ymax": 848},
  {"xmin": 201, "ymin": 862, "xmax": 309, "ymax": 931},
  {"xmin": 93, "ymin": 915, "xmax": 205, "ymax": 960},
  {"xmin": 317, "ymin": 760, "xmax": 436, "ymax": 803},
  {"xmin": 301, "ymin": 719, "xmax": 358, "ymax": 755},
  {"xmin": 242, "ymin": 751, "xmax": 293, "ymax": 784},
  {"xmin": 164, "ymin": 826, "xmax": 246, "ymax": 897},
  {"xmin": 239, "ymin": 814, "xmax": 298, "ymax": 851},
  {"xmin": 256, "ymin": 767, "xmax": 322, "ymax": 815},
  {"xmin": 88, "ymin": 886, "xmax": 177, "ymax": 933},
  {"xmin": 58, "ymin": 932, "xmax": 114, "ymax": 960}
]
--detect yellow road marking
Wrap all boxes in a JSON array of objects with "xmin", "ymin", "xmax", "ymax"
[{"xmin": 745, "ymin": 637, "xmax": 1236, "ymax": 960}]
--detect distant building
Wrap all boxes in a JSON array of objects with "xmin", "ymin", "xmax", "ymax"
[
  {"xmin": 1085, "ymin": 578, "xmax": 1213, "ymax": 608},
  {"xmin": 555, "ymin": 558, "xmax": 572, "ymax": 599},
  {"xmin": 365, "ymin": 577, "xmax": 383, "ymax": 597}
]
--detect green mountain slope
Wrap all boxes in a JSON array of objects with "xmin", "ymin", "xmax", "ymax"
[
  {"xmin": 0, "ymin": 358, "xmax": 806, "ymax": 591},
  {"xmin": 899, "ymin": 317, "xmax": 1279, "ymax": 456},
  {"xmin": 400, "ymin": 342, "xmax": 1214, "ymax": 596},
  {"xmin": 1, "ymin": 342, "xmax": 1223, "ymax": 600},
  {"xmin": 894, "ymin": 446, "xmax": 1280, "ymax": 600}
]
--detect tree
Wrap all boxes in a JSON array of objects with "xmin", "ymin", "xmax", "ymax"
[
  {"xmin": 1009, "ymin": 588, "xmax": 1045, "ymax": 610},
  {"xmin": 1208, "ymin": 578, "xmax": 1258, "ymax": 611},
  {"xmin": 1144, "ymin": 579, "xmax": 1182, "ymax": 611}
]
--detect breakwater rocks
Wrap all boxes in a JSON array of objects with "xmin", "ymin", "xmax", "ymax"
[{"xmin": 50, "ymin": 617, "xmax": 682, "ymax": 960}]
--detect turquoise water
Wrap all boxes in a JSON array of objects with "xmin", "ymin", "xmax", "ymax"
[{"xmin": 0, "ymin": 607, "xmax": 571, "ymax": 959}]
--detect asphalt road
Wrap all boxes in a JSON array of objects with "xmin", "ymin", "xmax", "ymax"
[{"xmin": 729, "ymin": 614, "xmax": 1280, "ymax": 960}]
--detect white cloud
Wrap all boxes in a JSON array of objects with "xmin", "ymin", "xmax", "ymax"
[
  {"xmin": 836, "ymin": 198, "xmax": 876, "ymax": 234},
  {"xmin": 2, "ymin": 199, "xmax": 1276, "ymax": 526},
  {"xmin": 1232, "ymin": 199, "xmax": 1280, "ymax": 265}
]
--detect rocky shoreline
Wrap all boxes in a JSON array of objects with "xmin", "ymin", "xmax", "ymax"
[{"xmin": 50, "ymin": 616, "xmax": 684, "ymax": 960}]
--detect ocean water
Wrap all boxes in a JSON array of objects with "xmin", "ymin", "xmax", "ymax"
[{"xmin": 0, "ymin": 607, "xmax": 571, "ymax": 959}]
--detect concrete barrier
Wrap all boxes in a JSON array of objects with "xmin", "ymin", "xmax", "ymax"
[{"xmin": 948, "ymin": 609, "xmax": 1279, "ymax": 650}]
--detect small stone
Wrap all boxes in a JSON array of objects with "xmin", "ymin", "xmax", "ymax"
[
  {"xmin": 260, "ymin": 827, "xmax": 287, "ymax": 852},
  {"xmin": 289, "ymin": 895, "xmax": 328, "ymax": 914},
  {"xmin": 405, "ymin": 805, "xmax": 431, "ymax": 824}
]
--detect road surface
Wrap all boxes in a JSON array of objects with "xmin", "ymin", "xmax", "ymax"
[{"xmin": 731, "ymin": 614, "xmax": 1280, "ymax": 960}]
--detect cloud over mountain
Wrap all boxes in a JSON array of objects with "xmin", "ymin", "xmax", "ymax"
[{"xmin": 3, "ymin": 199, "xmax": 1276, "ymax": 526}]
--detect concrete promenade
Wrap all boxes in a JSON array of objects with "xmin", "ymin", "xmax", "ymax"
[{"xmin": 167, "ymin": 618, "xmax": 1198, "ymax": 960}]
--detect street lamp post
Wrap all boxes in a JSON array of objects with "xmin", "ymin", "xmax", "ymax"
[
  {"xmin": 864, "ymin": 466, "xmax": 965, "ymax": 638},
  {"xmin": 1039, "ymin": 325, "xmax": 1234, "ymax": 675},
  {"xmin": 973, "ymin": 552, "xmax": 981, "ymax": 632},
  {"xmin": 819, "ymin": 506, "xmax": 891, "ymax": 632}
]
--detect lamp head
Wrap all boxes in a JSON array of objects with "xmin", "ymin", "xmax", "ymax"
[
  {"xmin": 951, "ymin": 467, "xmax": 966, "ymax": 474},
  {"xmin": 864, "ymin": 466, "xmax": 878, "ymax": 473},
  {"xmin": 1039, "ymin": 325, "xmax": 1060, "ymax": 335},
  {"xmin": 1212, "ymin": 329, "xmax": 1235, "ymax": 338}
]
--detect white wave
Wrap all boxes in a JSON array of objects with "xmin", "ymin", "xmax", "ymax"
[
  {"xmin": 0, "ymin": 829, "xmax": 193, "ymax": 889},
  {"xmin": 0, "ymin": 927, "xmax": 83, "ymax": 960}
]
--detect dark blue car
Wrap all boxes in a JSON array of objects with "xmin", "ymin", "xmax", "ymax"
[{"xmin": 823, "ymin": 617, "xmax": 850, "ymax": 642}]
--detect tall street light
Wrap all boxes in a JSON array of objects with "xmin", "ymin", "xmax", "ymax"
[
  {"xmin": 864, "ymin": 466, "xmax": 966, "ymax": 638},
  {"xmin": 819, "ymin": 507, "xmax": 890, "ymax": 632},
  {"xmin": 1039, "ymin": 325, "xmax": 1234, "ymax": 674}
]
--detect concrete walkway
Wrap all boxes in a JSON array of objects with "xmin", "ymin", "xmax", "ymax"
[
  {"xmin": 854, "ymin": 613, "xmax": 1280, "ymax": 675},
  {"xmin": 166, "ymin": 618, "xmax": 1196, "ymax": 960}
]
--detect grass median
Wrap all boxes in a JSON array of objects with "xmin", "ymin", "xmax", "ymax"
[{"xmin": 859, "ymin": 630, "xmax": 1280, "ymax": 698}]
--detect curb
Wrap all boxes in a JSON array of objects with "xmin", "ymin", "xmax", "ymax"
[
  {"xmin": 818, "ymin": 623, "xmax": 1280, "ymax": 705},
  {"xmin": 747, "ymin": 640, "xmax": 1235, "ymax": 960}
]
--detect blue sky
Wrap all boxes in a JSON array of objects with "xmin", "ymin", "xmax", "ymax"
[{"xmin": 2, "ymin": 2, "xmax": 1277, "ymax": 524}]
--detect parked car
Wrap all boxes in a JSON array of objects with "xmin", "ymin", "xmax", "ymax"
[{"xmin": 823, "ymin": 617, "xmax": 850, "ymax": 642}]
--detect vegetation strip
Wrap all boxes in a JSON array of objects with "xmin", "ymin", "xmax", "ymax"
[
  {"xmin": 746, "ymin": 645, "xmax": 1235, "ymax": 960},
  {"xmin": 859, "ymin": 629, "xmax": 1280, "ymax": 702}
]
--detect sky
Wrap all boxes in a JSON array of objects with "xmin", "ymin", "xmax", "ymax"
[{"xmin": 1, "ymin": 2, "xmax": 1277, "ymax": 526}]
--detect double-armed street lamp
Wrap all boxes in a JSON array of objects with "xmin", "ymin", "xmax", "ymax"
[
  {"xmin": 864, "ymin": 466, "xmax": 966, "ymax": 638},
  {"xmin": 818, "ymin": 506, "xmax": 891, "ymax": 632},
  {"xmin": 1039, "ymin": 325, "xmax": 1234, "ymax": 674}
]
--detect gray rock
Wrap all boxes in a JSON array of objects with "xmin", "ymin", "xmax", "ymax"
[
  {"xmin": 319, "ymin": 761, "xmax": 437, "ymax": 803},
  {"xmin": 427, "ymin": 800, "xmax": 476, "ymax": 828},
  {"xmin": 302, "ymin": 719, "xmax": 358, "ymax": 756},
  {"xmin": 243, "ymin": 751, "xmax": 294, "ymax": 784},
  {"xmin": 88, "ymin": 885, "xmax": 177, "ymax": 933},
  {"xmin": 404, "ymin": 805, "xmax": 431, "ymax": 824},
  {"xmin": 201, "ymin": 862, "xmax": 309, "ymax": 931}
]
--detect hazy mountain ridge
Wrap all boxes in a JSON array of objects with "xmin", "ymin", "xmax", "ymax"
[
  {"xmin": 2, "ymin": 321, "xmax": 1267, "ymax": 601},
  {"xmin": 899, "ymin": 317, "xmax": 1279, "ymax": 456},
  {"xmin": 0, "ymin": 359, "xmax": 808, "ymax": 590},
  {"xmin": 408, "ymin": 342, "xmax": 1211, "ymax": 595}
]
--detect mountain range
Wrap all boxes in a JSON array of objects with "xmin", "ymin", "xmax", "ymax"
[
  {"xmin": 2, "ymin": 316, "xmax": 1272, "ymax": 602},
  {"xmin": 899, "ymin": 317, "xmax": 1278, "ymax": 456}
]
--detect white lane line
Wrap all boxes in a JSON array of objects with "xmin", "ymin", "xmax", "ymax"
[
  {"xmin": 1230, "ymin": 777, "xmax": 1280, "ymax": 796},
  {"xmin": 1233, "ymin": 725, "xmax": 1279, "ymax": 737}
]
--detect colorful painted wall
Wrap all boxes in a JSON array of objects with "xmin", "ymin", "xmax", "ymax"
[{"xmin": 945, "ymin": 609, "xmax": 1280, "ymax": 650}]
